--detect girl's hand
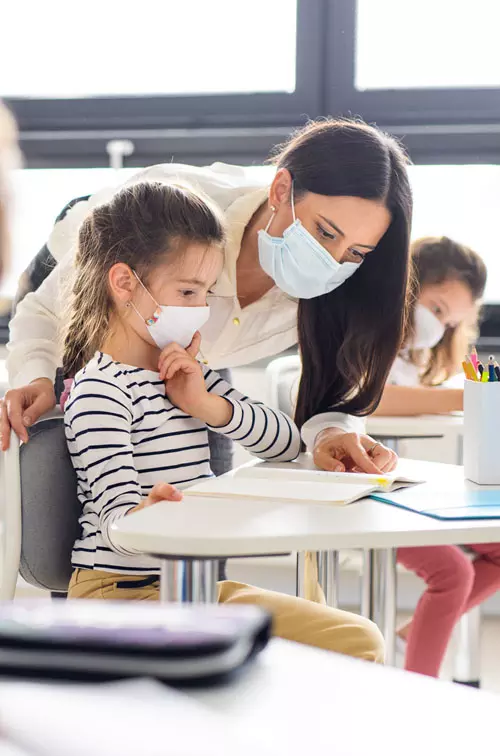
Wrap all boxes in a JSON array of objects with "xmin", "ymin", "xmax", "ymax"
[
  {"xmin": 127, "ymin": 481, "xmax": 183, "ymax": 515},
  {"xmin": 313, "ymin": 428, "xmax": 397, "ymax": 474},
  {"xmin": 158, "ymin": 333, "xmax": 232, "ymax": 426}
]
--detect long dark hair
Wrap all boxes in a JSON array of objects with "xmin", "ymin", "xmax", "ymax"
[{"xmin": 278, "ymin": 119, "xmax": 413, "ymax": 427}]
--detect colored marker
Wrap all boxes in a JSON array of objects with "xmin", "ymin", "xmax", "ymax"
[
  {"xmin": 488, "ymin": 356, "xmax": 497, "ymax": 382},
  {"xmin": 494, "ymin": 361, "xmax": 500, "ymax": 381},
  {"xmin": 481, "ymin": 369, "xmax": 489, "ymax": 382},
  {"xmin": 465, "ymin": 355, "xmax": 479, "ymax": 381},
  {"xmin": 478, "ymin": 362, "xmax": 485, "ymax": 377},
  {"xmin": 470, "ymin": 347, "xmax": 479, "ymax": 371},
  {"xmin": 462, "ymin": 359, "xmax": 478, "ymax": 381}
]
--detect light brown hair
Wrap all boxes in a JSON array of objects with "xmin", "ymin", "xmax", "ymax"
[
  {"xmin": 62, "ymin": 181, "xmax": 226, "ymax": 377},
  {"xmin": 405, "ymin": 236, "xmax": 487, "ymax": 385}
]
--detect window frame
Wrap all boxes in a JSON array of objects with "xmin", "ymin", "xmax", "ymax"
[
  {"xmin": 326, "ymin": 0, "xmax": 500, "ymax": 127},
  {"xmin": 5, "ymin": 0, "xmax": 323, "ymax": 133}
]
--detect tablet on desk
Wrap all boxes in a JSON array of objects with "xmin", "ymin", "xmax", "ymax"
[{"xmin": 0, "ymin": 601, "xmax": 271, "ymax": 686}]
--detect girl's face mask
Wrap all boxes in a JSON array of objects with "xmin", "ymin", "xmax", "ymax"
[{"xmin": 129, "ymin": 273, "xmax": 210, "ymax": 350}]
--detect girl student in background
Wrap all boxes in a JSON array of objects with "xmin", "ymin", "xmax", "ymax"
[
  {"xmin": 375, "ymin": 236, "xmax": 500, "ymax": 678},
  {"xmin": 374, "ymin": 236, "xmax": 487, "ymax": 417},
  {"xmin": 63, "ymin": 180, "xmax": 384, "ymax": 663}
]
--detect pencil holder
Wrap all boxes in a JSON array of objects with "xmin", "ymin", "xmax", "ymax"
[{"xmin": 464, "ymin": 380, "xmax": 500, "ymax": 484}]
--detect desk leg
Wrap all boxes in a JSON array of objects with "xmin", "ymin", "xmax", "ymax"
[
  {"xmin": 360, "ymin": 548, "xmax": 397, "ymax": 666},
  {"xmin": 202, "ymin": 560, "xmax": 219, "ymax": 604},
  {"xmin": 382, "ymin": 548, "xmax": 397, "ymax": 667},
  {"xmin": 361, "ymin": 550, "xmax": 375, "ymax": 618},
  {"xmin": 160, "ymin": 559, "xmax": 183, "ymax": 603},
  {"xmin": 318, "ymin": 550, "xmax": 340, "ymax": 607},
  {"xmin": 296, "ymin": 552, "xmax": 306, "ymax": 598}
]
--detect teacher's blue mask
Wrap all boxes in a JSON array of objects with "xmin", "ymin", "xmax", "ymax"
[{"xmin": 258, "ymin": 184, "xmax": 362, "ymax": 299}]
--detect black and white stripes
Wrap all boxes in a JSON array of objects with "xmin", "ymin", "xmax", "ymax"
[{"xmin": 65, "ymin": 352, "xmax": 300, "ymax": 574}]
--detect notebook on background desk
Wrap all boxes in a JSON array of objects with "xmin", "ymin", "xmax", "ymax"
[
  {"xmin": 372, "ymin": 486, "xmax": 500, "ymax": 521},
  {"xmin": 187, "ymin": 466, "xmax": 423, "ymax": 507}
]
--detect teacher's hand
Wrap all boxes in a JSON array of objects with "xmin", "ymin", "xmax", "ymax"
[{"xmin": 313, "ymin": 428, "xmax": 397, "ymax": 474}]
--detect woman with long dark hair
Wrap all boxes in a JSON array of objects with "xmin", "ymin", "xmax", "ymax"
[{"xmin": 3, "ymin": 118, "xmax": 412, "ymax": 482}]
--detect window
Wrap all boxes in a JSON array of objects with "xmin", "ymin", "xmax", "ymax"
[
  {"xmin": 3, "ymin": 0, "xmax": 322, "ymax": 141},
  {"xmin": 2, "ymin": 1, "xmax": 297, "ymax": 98},
  {"xmin": 325, "ymin": 0, "xmax": 500, "ymax": 134},
  {"xmin": 356, "ymin": 0, "xmax": 500, "ymax": 90}
]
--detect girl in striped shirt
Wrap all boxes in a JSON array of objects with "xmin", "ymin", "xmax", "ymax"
[{"xmin": 63, "ymin": 180, "xmax": 383, "ymax": 662}]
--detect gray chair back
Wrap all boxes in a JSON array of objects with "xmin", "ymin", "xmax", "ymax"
[{"xmin": 19, "ymin": 417, "xmax": 81, "ymax": 592}]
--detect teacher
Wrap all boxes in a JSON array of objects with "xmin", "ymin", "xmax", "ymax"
[{"xmin": 3, "ymin": 118, "xmax": 412, "ymax": 475}]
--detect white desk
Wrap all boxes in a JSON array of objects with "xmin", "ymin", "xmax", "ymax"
[
  {"xmin": 366, "ymin": 413, "xmax": 464, "ymax": 462},
  {"xmin": 113, "ymin": 456, "xmax": 500, "ymax": 555},
  {"xmin": 113, "ymin": 454, "xmax": 500, "ymax": 665},
  {"xmin": 0, "ymin": 638, "xmax": 496, "ymax": 755},
  {"xmin": 193, "ymin": 638, "xmax": 499, "ymax": 753}
]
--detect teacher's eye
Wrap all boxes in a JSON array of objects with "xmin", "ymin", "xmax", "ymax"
[
  {"xmin": 180, "ymin": 289, "xmax": 196, "ymax": 298},
  {"xmin": 316, "ymin": 223, "xmax": 336, "ymax": 241},
  {"xmin": 349, "ymin": 249, "xmax": 366, "ymax": 262}
]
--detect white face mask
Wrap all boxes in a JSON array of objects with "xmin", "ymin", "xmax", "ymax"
[
  {"xmin": 130, "ymin": 274, "xmax": 210, "ymax": 350},
  {"xmin": 257, "ymin": 182, "xmax": 362, "ymax": 299},
  {"xmin": 412, "ymin": 303, "xmax": 446, "ymax": 349}
]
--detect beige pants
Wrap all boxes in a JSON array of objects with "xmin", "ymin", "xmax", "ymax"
[{"xmin": 68, "ymin": 569, "xmax": 384, "ymax": 663}]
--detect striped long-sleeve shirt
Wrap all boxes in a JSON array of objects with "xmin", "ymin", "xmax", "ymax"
[{"xmin": 65, "ymin": 352, "xmax": 300, "ymax": 574}]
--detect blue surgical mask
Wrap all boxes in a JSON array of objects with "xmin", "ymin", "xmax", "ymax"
[{"xmin": 257, "ymin": 183, "xmax": 362, "ymax": 299}]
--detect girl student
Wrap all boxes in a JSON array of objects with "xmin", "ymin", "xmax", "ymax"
[
  {"xmin": 63, "ymin": 180, "xmax": 384, "ymax": 662},
  {"xmin": 374, "ymin": 236, "xmax": 499, "ymax": 678},
  {"xmin": 374, "ymin": 236, "xmax": 487, "ymax": 417}
]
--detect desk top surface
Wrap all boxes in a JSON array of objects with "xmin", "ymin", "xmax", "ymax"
[
  {"xmin": 0, "ymin": 639, "xmax": 496, "ymax": 755},
  {"xmin": 366, "ymin": 412, "xmax": 464, "ymax": 438},
  {"xmin": 112, "ymin": 456, "xmax": 500, "ymax": 557}
]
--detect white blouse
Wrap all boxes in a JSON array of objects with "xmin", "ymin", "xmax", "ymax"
[{"xmin": 7, "ymin": 162, "xmax": 365, "ymax": 445}]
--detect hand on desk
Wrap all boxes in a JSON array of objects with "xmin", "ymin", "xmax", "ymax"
[
  {"xmin": 313, "ymin": 428, "xmax": 397, "ymax": 474},
  {"xmin": 127, "ymin": 482, "xmax": 183, "ymax": 516}
]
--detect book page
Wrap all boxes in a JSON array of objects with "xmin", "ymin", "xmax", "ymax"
[
  {"xmin": 233, "ymin": 465, "xmax": 422, "ymax": 489},
  {"xmin": 186, "ymin": 476, "xmax": 375, "ymax": 505}
]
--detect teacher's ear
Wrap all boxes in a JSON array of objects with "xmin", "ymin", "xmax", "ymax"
[{"xmin": 267, "ymin": 168, "xmax": 295, "ymax": 235}]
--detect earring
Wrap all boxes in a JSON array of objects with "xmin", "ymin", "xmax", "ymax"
[{"xmin": 270, "ymin": 205, "xmax": 277, "ymax": 212}]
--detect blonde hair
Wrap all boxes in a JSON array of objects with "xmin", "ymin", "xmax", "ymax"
[
  {"xmin": 0, "ymin": 102, "xmax": 20, "ymax": 283},
  {"xmin": 62, "ymin": 181, "xmax": 226, "ymax": 377},
  {"xmin": 404, "ymin": 236, "xmax": 487, "ymax": 385}
]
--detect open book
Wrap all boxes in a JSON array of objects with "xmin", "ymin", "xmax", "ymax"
[{"xmin": 186, "ymin": 465, "xmax": 423, "ymax": 507}]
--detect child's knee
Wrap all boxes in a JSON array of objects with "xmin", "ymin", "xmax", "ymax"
[
  {"xmin": 335, "ymin": 613, "xmax": 385, "ymax": 664},
  {"xmin": 441, "ymin": 555, "xmax": 475, "ymax": 601}
]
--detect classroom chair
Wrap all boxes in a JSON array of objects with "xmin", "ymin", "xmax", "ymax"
[
  {"xmin": 1, "ymin": 410, "xmax": 80, "ymax": 600},
  {"xmin": 266, "ymin": 354, "xmax": 483, "ymax": 685}
]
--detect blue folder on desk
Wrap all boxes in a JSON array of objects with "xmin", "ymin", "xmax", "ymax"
[{"xmin": 371, "ymin": 486, "xmax": 500, "ymax": 521}]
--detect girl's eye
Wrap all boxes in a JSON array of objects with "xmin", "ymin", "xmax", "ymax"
[
  {"xmin": 431, "ymin": 304, "xmax": 442, "ymax": 316},
  {"xmin": 180, "ymin": 290, "xmax": 196, "ymax": 297},
  {"xmin": 317, "ymin": 223, "xmax": 336, "ymax": 241}
]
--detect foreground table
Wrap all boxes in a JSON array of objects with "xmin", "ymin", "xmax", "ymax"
[
  {"xmin": 194, "ymin": 638, "xmax": 498, "ymax": 753},
  {"xmin": 0, "ymin": 639, "xmax": 496, "ymax": 755}
]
